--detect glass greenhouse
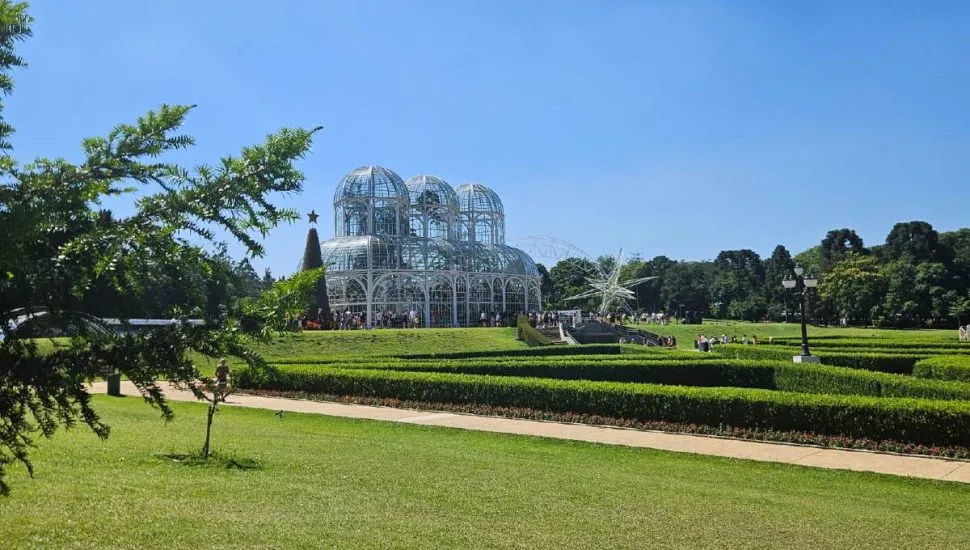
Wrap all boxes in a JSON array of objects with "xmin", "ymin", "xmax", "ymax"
[{"xmin": 321, "ymin": 165, "xmax": 542, "ymax": 327}]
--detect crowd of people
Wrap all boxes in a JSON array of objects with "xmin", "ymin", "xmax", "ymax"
[
  {"xmin": 297, "ymin": 307, "xmax": 532, "ymax": 330},
  {"xmin": 523, "ymin": 311, "xmax": 559, "ymax": 328},
  {"xmin": 693, "ymin": 333, "xmax": 763, "ymax": 352}
]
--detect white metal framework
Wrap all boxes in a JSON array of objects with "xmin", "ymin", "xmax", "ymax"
[
  {"xmin": 323, "ymin": 166, "xmax": 541, "ymax": 327},
  {"xmin": 563, "ymin": 249, "xmax": 657, "ymax": 313}
]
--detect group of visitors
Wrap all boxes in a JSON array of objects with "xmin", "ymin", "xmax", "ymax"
[
  {"xmin": 479, "ymin": 311, "xmax": 510, "ymax": 328},
  {"xmin": 296, "ymin": 307, "xmax": 540, "ymax": 330},
  {"xmin": 694, "ymin": 334, "xmax": 760, "ymax": 352},
  {"xmin": 635, "ymin": 312, "xmax": 672, "ymax": 326},
  {"xmin": 524, "ymin": 311, "xmax": 559, "ymax": 329}
]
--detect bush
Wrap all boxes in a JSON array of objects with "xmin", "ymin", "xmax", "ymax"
[
  {"xmin": 716, "ymin": 345, "xmax": 925, "ymax": 374},
  {"xmin": 236, "ymin": 365, "xmax": 970, "ymax": 446},
  {"xmin": 769, "ymin": 338, "xmax": 964, "ymax": 349},
  {"xmin": 914, "ymin": 356, "xmax": 970, "ymax": 383},
  {"xmin": 272, "ymin": 350, "xmax": 676, "ymax": 366},
  {"xmin": 516, "ymin": 315, "xmax": 551, "ymax": 347},
  {"xmin": 269, "ymin": 357, "xmax": 970, "ymax": 401}
]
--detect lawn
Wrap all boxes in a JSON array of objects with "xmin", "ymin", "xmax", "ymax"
[
  {"xmin": 626, "ymin": 320, "xmax": 955, "ymax": 350},
  {"xmin": 3, "ymin": 396, "xmax": 970, "ymax": 549},
  {"xmin": 248, "ymin": 327, "xmax": 523, "ymax": 357}
]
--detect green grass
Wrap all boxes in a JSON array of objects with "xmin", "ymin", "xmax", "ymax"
[
  {"xmin": 248, "ymin": 327, "xmax": 524, "ymax": 358},
  {"xmin": 627, "ymin": 320, "xmax": 955, "ymax": 350},
  {"xmin": 3, "ymin": 396, "xmax": 970, "ymax": 549}
]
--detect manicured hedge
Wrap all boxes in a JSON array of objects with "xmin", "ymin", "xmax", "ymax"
[
  {"xmin": 715, "ymin": 345, "xmax": 925, "ymax": 374},
  {"xmin": 914, "ymin": 356, "xmax": 970, "ymax": 383},
  {"xmin": 401, "ymin": 343, "xmax": 634, "ymax": 359},
  {"xmin": 269, "ymin": 349, "xmax": 705, "ymax": 365},
  {"xmin": 770, "ymin": 338, "xmax": 963, "ymax": 349},
  {"xmin": 761, "ymin": 344, "xmax": 949, "ymax": 358},
  {"xmin": 236, "ymin": 366, "xmax": 970, "ymax": 446},
  {"xmin": 273, "ymin": 358, "xmax": 970, "ymax": 401},
  {"xmin": 516, "ymin": 315, "xmax": 552, "ymax": 347}
]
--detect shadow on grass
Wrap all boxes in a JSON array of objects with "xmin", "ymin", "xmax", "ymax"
[{"xmin": 156, "ymin": 452, "xmax": 263, "ymax": 471}]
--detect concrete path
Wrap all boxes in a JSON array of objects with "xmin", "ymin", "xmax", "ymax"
[{"xmin": 89, "ymin": 381, "xmax": 970, "ymax": 484}]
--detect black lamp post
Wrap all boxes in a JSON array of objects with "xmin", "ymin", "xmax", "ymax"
[{"xmin": 782, "ymin": 265, "xmax": 819, "ymax": 363}]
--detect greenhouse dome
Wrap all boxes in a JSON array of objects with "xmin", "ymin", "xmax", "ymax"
[
  {"xmin": 317, "ymin": 166, "xmax": 541, "ymax": 327},
  {"xmin": 334, "ymin": 165, "xmax": 409, "ymax": 237},
  {"xmin": 455, "ymin": 183, "xmax": 505, "ymax": 244}
]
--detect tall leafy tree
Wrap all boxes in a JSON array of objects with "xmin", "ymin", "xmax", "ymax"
[
  {"xmin": 819, "ymin": 254, "xmax": 886, "ymax": 325},
  {"xmin": 711, "ymin": 250, "xmax": 765, "ymax": 321},
  {"xmin": 879, "ymin": 261, "xmax": 920, "ymax": 326},
  {"xmin": 941, "ymin": 229, "xmax": 970, "ymax": 281},
  {"xmin": 0, "ymin": 3, "xmax": 321, "ymax": 494},
  {"xmin": 884, "ymin": 221, "xmax": 941, "ymax": 264},
  {"xmin": 820, "ymin": 228, "xmax": 866, "ymax": 268},
  {"xmin": 548, "ymin": 257, "xmax": 598, "ymax": 309},
  {"xmin": 763, "ymin": 244, "xmax": 795, "ymax": 319},
  {"xmin": 661, "ymin": 262, "xmax": 712, "ymax": 317},
  {"xmin": 535, "ymin": 263, "xmax": 554, "ymax": 306}
]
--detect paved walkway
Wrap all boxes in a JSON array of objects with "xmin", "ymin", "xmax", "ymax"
[{"xmin": 90, "ymin": 381, "xmax": 970, "ymax": 484}]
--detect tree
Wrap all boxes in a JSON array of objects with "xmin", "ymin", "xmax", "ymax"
[
  {"xmin": 0, "ymin": 3, "xmax": 321, "ymax": 494},
  {"xmin": 763, "ymin": 244, "xmax": 795, "ymax": 320},
  {"xmin": 819, "ymin": 254, "xmax": 886, "ymax": 325},
  {"xmin": 548, "ymin": 257, "xmax": 598, "ymax": 309},
  {"xmin": 915, "ymin": 262, "xmax": 954, "ymax": 324},
  {"xmin": 261, "ymin": 267, "xmax": 275, "ymax": 291},
  {"xmin": 535, "ymin": 263, "xmax": 554, "ymax": 306},
  {"xmin": 711, "ymin": 249, "xmax": 765, "ymax": 320},
  {"xmin": 596, "ymin": 254, "xmax": 617, "ymax": 275},
  {"xmin": 300, "ymin": 226, "xmax": 332, "ymax": 326},
  {"xmin": 233, "ymin": 258, "xmax": 263, "ymax": 300},
  {"xmin": 660, "ymin": 262, "xmax": 712, "ymax": 317},
  {"xmin": 884, "ymin": 221, "xmax": 941, "ymax": 265},
  {"xmin": 950, "ymin": 293, "xmax": 970, "ymax": 326},
  {"xmin": 879, "ymin": 261, "xmax": 920, "ymax": 326},
  {"xmin": 941, "ymin": 229, "xmax": 970, "ymax": 282},
  {"xmin": 637, "ymin": 256, "xmax": 674, "ymax": 313},
  {"xmin": 820, "ymin": 228, "xmax": 866, "ymax": 268}
]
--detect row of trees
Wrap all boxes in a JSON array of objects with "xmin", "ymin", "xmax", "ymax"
[
  {"xmin": 541, "ymin": 222, "xmax": 970, "ymax": 328},
  {"xmin": 1, "ymin": 221, "xmax": 283, "ymax": 321}
]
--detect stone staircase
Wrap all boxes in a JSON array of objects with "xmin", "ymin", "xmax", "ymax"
[{"xmin": 538, "ymin": 326, "xmax": 568, "ymax": 345}]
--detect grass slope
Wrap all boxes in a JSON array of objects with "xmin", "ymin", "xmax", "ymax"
[
  {"xmin": 249, "ymin": 327, "xmax": 524, "ymax": 358},
  {"xmin": 3, "ymin": 397, "xmax": 970, "ymax": 549}
]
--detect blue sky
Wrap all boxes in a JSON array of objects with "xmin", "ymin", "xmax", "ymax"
[{"xmin": 8, "ymin": 1, "xmax": 970, "ymax": 274}]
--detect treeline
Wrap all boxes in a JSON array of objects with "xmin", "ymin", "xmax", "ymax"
[
  {"xmin": 1, "ymin": 209, "xmax": 279, "ymax": 320},
  {"xmin": 541, "ymin": 221, "xmax": 970, "ymax": 328}
]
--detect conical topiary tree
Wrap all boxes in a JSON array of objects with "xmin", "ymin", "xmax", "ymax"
[{"xmin": 301, "ymin": 224, "xmax": 333, "ymax": 328}]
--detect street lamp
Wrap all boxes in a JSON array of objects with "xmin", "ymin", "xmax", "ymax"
[{"xmin": 782, "ymin": 265, "xmax": 819, "ymax": 364}]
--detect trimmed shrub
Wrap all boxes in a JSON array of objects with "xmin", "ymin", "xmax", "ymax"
[
  {"xmin": 770, "ymin": 338, "xmax": 964, "ymax": 350},
  {"xmin": 236, "ymin": 366, "xmax": 970, "ymax": 446},
  {"xmin": 715, "ymin": 344, "xmax": 925, "ymax": 374},
  {"xmin": 914, "ymin": 356, "xmax": 970, "ymax": 383},
  {"xmin": 271, "ymin": 357, "xmax": 970, "ymax": 401},
  {"xmin": 516, "ymin": 315, "xmax": 551, "ymax": 347},
  {"xmin": 269, "ymin": 348, "xmax": 705, "ymax": 365}
]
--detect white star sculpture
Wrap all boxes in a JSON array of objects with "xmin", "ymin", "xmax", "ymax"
[{"xmin": 563, "ymin": 249, "xmax": 658, "ymax": 313}]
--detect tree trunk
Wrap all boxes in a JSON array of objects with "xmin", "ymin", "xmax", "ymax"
[{"xmin": 202, "ymin": 401, "xmax": 216, "ymax": 459}]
